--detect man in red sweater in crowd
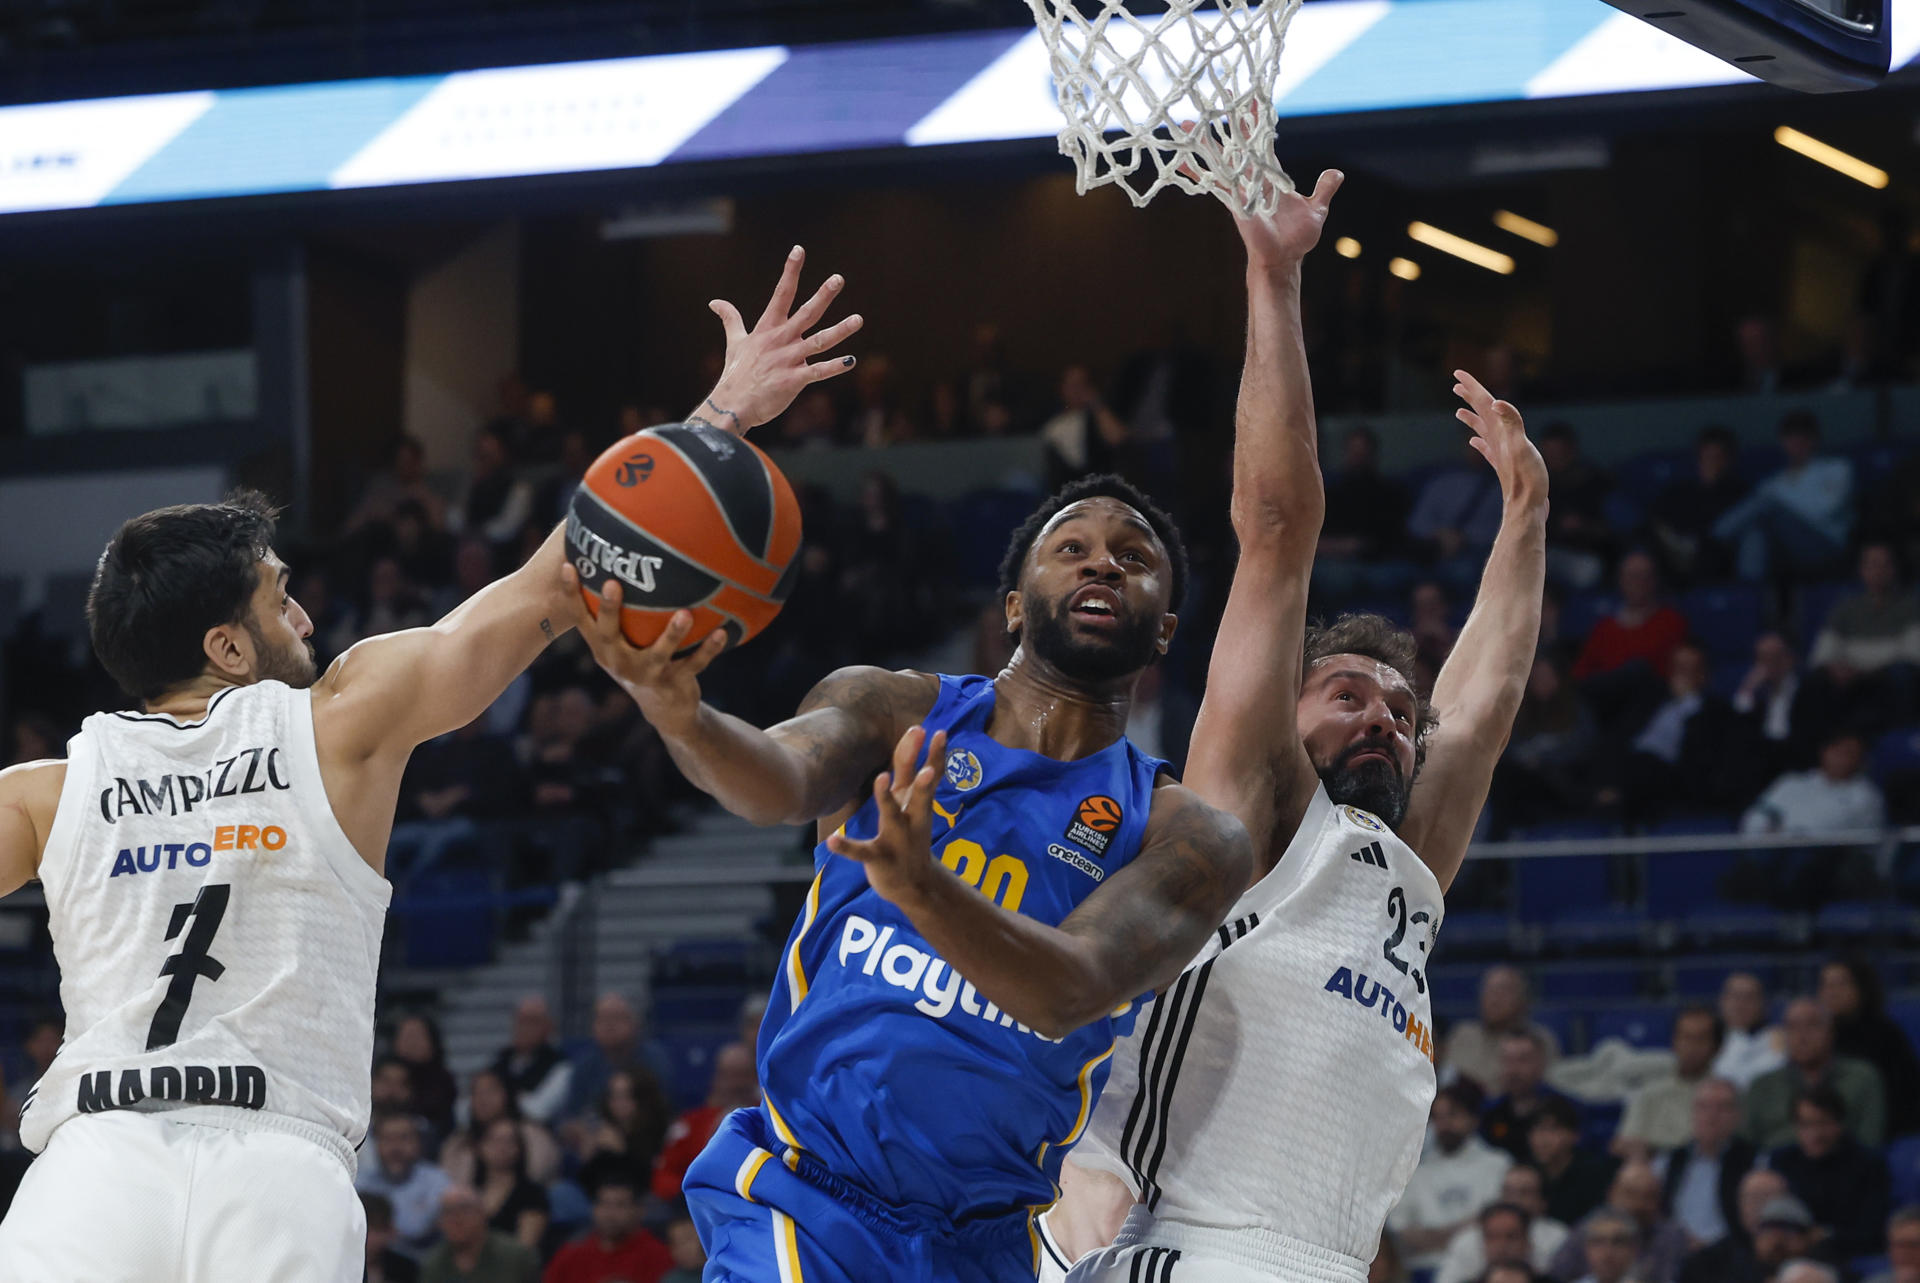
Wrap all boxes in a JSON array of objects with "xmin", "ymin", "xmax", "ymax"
[
  {"xmin": 651, "ymin": 1042, "xmax": 761, "ymax": 1203},
  {"xmin": 542, "ymin": 1175, "xmax": 672, "ymax": 1283},
  {"xmin": 1572, "ymin": 550, "xmax": 1690, "ymax": 680}
]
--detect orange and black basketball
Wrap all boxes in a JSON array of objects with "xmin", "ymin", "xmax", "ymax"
[{"xmin": 565, "ymin": 422, "xmax": 802, "ymax": 654}]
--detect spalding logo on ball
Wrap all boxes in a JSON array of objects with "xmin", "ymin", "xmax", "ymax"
[{"xmin": 565, "ymin": 422, "xmax": 802, "ymax": 655}]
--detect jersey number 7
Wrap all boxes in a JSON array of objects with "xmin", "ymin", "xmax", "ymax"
[{"xmin": 146, "ymin": 884, "xmax": 231, "ymax": 1051}]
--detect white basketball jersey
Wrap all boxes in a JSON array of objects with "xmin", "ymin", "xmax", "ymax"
[
  {"xmin": 1071, "ymin": 785, "xmax": 1443, "ymax": 1279},
  {"xmin": 19, "ymin": 681, "xmax": 389, "ymax": 1172}
]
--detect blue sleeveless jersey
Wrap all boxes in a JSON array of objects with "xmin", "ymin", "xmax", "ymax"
[{"xmin": 756, "ymin": 674, "xmax": 1166, "ymax": 1227}]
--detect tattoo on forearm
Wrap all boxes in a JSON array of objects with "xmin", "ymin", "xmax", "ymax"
[
  {"xmin": 705, "ymin": 399, "xmax": 743, "ymax": 431},
  {"xmin": 539, "ymin": 617, "xmax": 555, "ymax": 642}
]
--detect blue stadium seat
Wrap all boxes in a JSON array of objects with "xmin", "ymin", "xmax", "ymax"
[
  {"xmin": 394, "ymin": 870, "xmax": 497, "ymax": 968},
  {"xmin": 1531, "ymin": 1006, "xmax": 1581, "ymax": 1056},
  {"xmin": 1797, "ymin": 580, "xmax": 1853, "ymax": 646},
  {"xmin": 547, "ymin": 1179, "xmax": 592, "ymax": 1229},
  {"xmin": 1613, "ymin": 449, "xmax": 1692, "ymax": 501},
  {"xmin": 1511, "ymin": 822, "xmax": 1621, "ymax": 925},
  {"xmin": 1579, "ymin": 1099, "xmax": 1624, "ymax": 1152},
  {"xmin": 1814, "ymin": 900, "xmax": 1912, "ymax": 940},
  {"xmin": 660, "ymin": 1024, "xmax": 736, "ymax": 1109},
  {"xmin": 1679, "ymin": 584, "xmax": 1766, "ymax": 667},
  {"xmin": 1888, "ymin": 999, "xmax": 1920, "ymax": 1054},
  {"xmin": 651, "ymin": 984, "xmax": 749, "ymax": 1026},
  {"xmin": 1590, "ymin": 1004, "xmax": 1675, "ymax": 1049},
  {"xmin": 1560, "ymin": 593, "xmax": 1618, "ymax": 646},
  {"xmin": 1672, "ymin": 963, "xmax": 1780, "ymax": 998},
  {"xmin": 1426, "ymin": 967, "xmax": 1482, "ymax": 1012},
  {"xmin": 1646, "ymin": 851, "xmax": 1740, "ymax": 921},
  {"xmin": 1682, "ymin": 904, "xmax": 1797, "ymax": 949},
  {"xmin": 1540, "ymin": 967, "xmax": 1643, "ymax": 1002},
  {"xmin": 1874, "ymin": 726, "xmax": 1920, "ymax": 775},
  {"xmin": 1890, "ymin": 1135, "xmax": 1920, "ymax": 1207},
  {"xmin": 1436, "ymin": 910, "xmax": 1512, "ymax": 958}
]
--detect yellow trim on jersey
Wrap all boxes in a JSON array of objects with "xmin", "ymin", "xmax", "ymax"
[
  {"xmin": 1028, "ymin": 1211, "xmax": 1042, "ymax": 1276},
  {"xmin": 1055, "ymin": 1041, "xmax": 1117, "ymax": 1151},
  {"xmin": 765, "ymin": 1095, "xmax": 802, "ymax": 1150},
  {"xmin": 772, "ymin": 1207, "xmax": 805, "ymax": 1283},
  {"xmin": 785, "ymin": 872, "xmax": 824, "ymax": 1011},
  {"xmin": 734, "ymin": 1147, "xmax": 773, "ymax": 1203}
]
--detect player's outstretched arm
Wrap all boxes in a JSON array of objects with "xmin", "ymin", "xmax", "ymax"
[
  {"xmin": 829, "ymin": 729, "xmax": 1251, "ymax": 1041},
  {"xmin": 571, "ymin": 575, "xmax": 937, "ymax": 827},
  {"xmin": 1184, "ymin": 169, "xmax": 1342, "ymax": 854},
  {"xmin": 1398, "ymin": 371, "xmax": 1548, "ymax": 891},
  {"xmin": 0, "ymin": 759, "xmax": 63, "ymax": 898}
]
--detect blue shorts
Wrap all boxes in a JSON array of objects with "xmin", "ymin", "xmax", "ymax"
[{"xmin": 685, "ymin": 1107, "xmax": 1040, "ymax": 1283}]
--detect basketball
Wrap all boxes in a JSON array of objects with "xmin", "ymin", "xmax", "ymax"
[{"xmin": 564, "ymin": 421, "xmax": 803, "ymax": 654}]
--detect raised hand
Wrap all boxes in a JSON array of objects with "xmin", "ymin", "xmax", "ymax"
[
  {"xmin": 562, "ymin": 567, "xmax": 728, "ymax": 737},
  {"xmin": 1234, "ymin": 168, "xmax": 1343, "ymax": 269},
  {"xmin": 699, "ymin": 246, "xmax": 865, "ymax": 434},
  {"xmin": 825, "ymin": 726, "xmax": 948, "ymax": 907},
  {"xmin": 1453, "ymin": 368, "xmax": 1548, "ymax": 503}
]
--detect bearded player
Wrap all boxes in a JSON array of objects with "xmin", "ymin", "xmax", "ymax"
[
  {"xmin": 569, "ymin": 469, "xmax": 1252, "ymax": 1282},
  {"xmin": 1040, "ymin": 165, "xmax": 1548, "ymax": 1283},
  {"xmin": 0, "ymin": 248, "xmax": 862, "ymax": 1282}
]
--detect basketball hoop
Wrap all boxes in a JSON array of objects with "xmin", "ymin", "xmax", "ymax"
[{"xmin": 1027, "ymin": 0, "xmax": 1301, "ymax": 218}]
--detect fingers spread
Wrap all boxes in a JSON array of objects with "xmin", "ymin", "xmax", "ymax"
[
  {"xmin": 891, "ymin": 726, "xmax": 923, "ymax": 784},
  {"xmin": 1311, "ymin": 169, "xmax": 1344, "ymax": 209},
  {"xmin": 791, "ymin": 273, "xmax": 845, "ymax": 332},
  {"xmin": 761, "ymin": 246, "xmax": 805, "ymax": 327},
  {"xmin": 808, "ymin": 313, "xmax": 865, "ymax": 356},
  {"xmin": 682, "ymin": 628, "xmax": 730, "ymax": 676},
  {"xmin": 709, "ymin": 299, "xmax": 747, "ymax": 344},
  {"xmin": 807, "ymin": 354, "xmax": 859, "ymax": 383}
]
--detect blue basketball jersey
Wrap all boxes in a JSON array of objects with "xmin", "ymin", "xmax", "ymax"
[{"xmin": 755, "ymin": 674, "xmax": 1166, "ymax": 1228}]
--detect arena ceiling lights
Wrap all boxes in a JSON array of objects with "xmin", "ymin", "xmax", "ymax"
[{"xmin": 0, "ymin": 0, "xmax": 1917, "ymax": 217}]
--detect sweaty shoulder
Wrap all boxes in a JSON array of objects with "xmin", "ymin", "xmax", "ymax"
[{"xmin": 1, "ymin": 759, "xmax": 68, "ymax": 893}]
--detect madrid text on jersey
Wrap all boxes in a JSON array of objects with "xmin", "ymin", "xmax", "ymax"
[
  {"xmin": 98, "ymin": 745, "xmax": 293, "ymax": 824},
  {"xmin": 76, "ymin": 1062, "xmax": 267, "ymax": 1114}
]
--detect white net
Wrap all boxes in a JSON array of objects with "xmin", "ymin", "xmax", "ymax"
[{"xmin": 1028, "ymin": 0, "xmax": 1301, "ymax": 217}]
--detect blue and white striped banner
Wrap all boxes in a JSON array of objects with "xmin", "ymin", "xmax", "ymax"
[{"xmin": 0, "ymin": 0, "xmax": 1914, "ymax": 216}]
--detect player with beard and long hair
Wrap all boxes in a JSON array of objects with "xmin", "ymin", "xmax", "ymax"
[
  {"xmin": 1039, "ymin": 152, "xmax": 1548, "ymax": 1283},
  {"xmin": 566, "ymin": 474, "xmax": 1250, "ymax": 1283},
  {"xmin": 0, "ymin": 248, "xmax": 863, "ymax": 1282}
]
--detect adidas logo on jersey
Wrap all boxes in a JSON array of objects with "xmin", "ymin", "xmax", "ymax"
[
  {"xmin": 836, "ymin": 914, "xmax": 1060, "ymax": 1043},
  {"xmin": 1347, "ymin": 841, "xmax": 1389, "ymax": 870}
]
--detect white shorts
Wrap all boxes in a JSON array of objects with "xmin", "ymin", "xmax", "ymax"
[
  {"xmin": 1062, "ymin": 1210, "xmax": 1367, "ymax": 1283},
  {"xmin": 0, "ymin": 1110, "xmax": 364, "ymax": 1283}
]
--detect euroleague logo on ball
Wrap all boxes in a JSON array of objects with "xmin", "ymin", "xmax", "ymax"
[
  {"xmin": 615, "ymin": 453, "xmax": 655, "ymax": 487},
  {"xmin": 1063, "ymin": 795, "xmax": 1123, "ymax": 857}
]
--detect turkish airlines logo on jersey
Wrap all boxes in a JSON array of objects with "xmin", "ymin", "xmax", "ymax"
[{"xmin": 1063, "ymin": 795, "xmax": 1122, "ymax": 857}]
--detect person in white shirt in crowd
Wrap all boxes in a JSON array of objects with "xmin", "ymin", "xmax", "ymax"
[
  {"xmin": 1614, "ymin": 1006, "xmax": 1724, "ymax": 1162},
  {"xmin": 1445, "ymin": 966, "xmax": 1564, "ymax": 1096},
  {"xmin": 488, "ymin": 996, "xmax": 572, "ymax": 1126},
  {"xmin": 1435, "ymin": 1165, "xmax": 1570, "ymax": 1283},
  {"xmin": 356, "ymin": 1110, "xmax": 453, "ymax": 1258},
  {"xmin": 1550, "ymin": 1162, "xmax": 1691, "ymax": 1283},
  {"xmin": 1570, "ymin": 1208, "xmax": 1643, "ymax": 1283},
  {"xmin": 1864, "ymin": 1207, "xmax": 1920, "ymax": 1283},
  {"xmin": 1712, "ymin": 973, "xmax": 1785, "ymax": 1090},
  {"xmin": 1653, "ymin": 1078, "xmax": 1756, "ymax": 1249},
  {"xmin": 1777, "ymin": 1262, "xmax": 1840, "ymax": 1283},
  {"xmin": 1711, "ymin": 410, "xmax": 1853, "ymax": 583},
  {"xmin": 1390, "ymin": 1084, "xmax": 1513, "ymax": 1273},
  {"xmin": 1740, "ymin": 729, "xmax": 1885, "ymax": 837},
  {"xmin": 1484, "ymin": 1265, "xmax": 1540, "ymax": 1283}
]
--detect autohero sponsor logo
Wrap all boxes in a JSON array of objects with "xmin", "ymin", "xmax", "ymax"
[
  {"xmin": 99, "ymin": 747, "xmax": 290, "ymax": 825},
  {"xmin": 1322, "ymin": 965, "xmax": 1435, "ymax": 1062},
  {"xmin": 836, "ymin": 913, "xmax": 1060, "ymax": 1043},
  {"xmin": 108, "ymin": 824, "xmax": 287, "ymax": 878},
  {"xmin": 1063, "ymin": 795, "xmax": 1122, "ymax": 857},
  {"xmin": 567, "ymin": 512, "xmax": 665, "ymax": 595}
]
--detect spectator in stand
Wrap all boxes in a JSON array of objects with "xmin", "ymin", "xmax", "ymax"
[
  {"xmin": 440, "ymin": 1068, "xmax": 560, "ymax": 1186},
  {"xmin": 1603, "ymin": 641, "xmax": 1744, "ymax": 823},
  {"xmin": 1550, "ymin": 1161, "xmax": 1690, "ymax": 1283},
  {"xmin": 1744, "ymin": 998, "xmax": 1886, "ymax": 1148},
  {"xmin": 1434, "ymin": 1167, "xmax": 1571, "ymax": 1283},
  {"xmin": 1446, "ymin": 966, "xmax": 1564, "ymax": 1096},
  {"xmin": 1776, "ymin": 1263, "xmax": 1838, "ymax": 1283},
  {"xmin": 1537, "ymin": 422, "xmax": 1614, "ymax": 592},
  {"xmin": 1739, "ymin": 729, "xmax": 1886, "ymax": 838},
  {"xmin": 505, "ymin": 390, "xmax": 566, "ymax": 468},
  {"xmin": 1646, "ymin": 426, "xmax": 1747, "ymax": 585},
  {"xmin": 1566, "ymin": 1208, "xmax": 1642, "ymax": 1283},
  {"xmin": 435, "ymin": 537, "xmax": 501, "ymax": 617},
  {"xmin": 1391, "ymin": 1084, "xmax": 1514, "ymax": 1274},
  {"xmin": 541, "ymin": 1174, "xmax": 673, "ymax": 1283},
  {"xmin": 344, "ymin": 557, "xmax": 433, "ymax": 648},
  {"xmin": 1766, "ymin": 1086, "xmax": 1892, "ymax": 1259},
  {"xmin": 1408, "ymin": 430, "xmax": 1505, "ymax": 589},
  {"xmin": 1656, "ymin": 1078, "xmax": 1755, "ymax": 1249},
  {"xmin": 1411, "ymin": 580, "xmax": 1458, "ymax": 691},
  {"xmin": 1804, "ymin": 541, "xmax": 1920, "ymax": 733},
  {"xmin": 364, "ymin": 1056, "xmax": 428, "ymax": 1167},
  {"xmin": 1713, "ymin": 974, "xmax": 1785, "ymax": 1091},
  {"xmin": 470, "ymin": 1119, "xmax": 549, "ymax": 1253},
  {"xmin": 1483, "ymin": 1032, "xmax": 1577, "ymax": 1162},
  {"xmin": 365, "ymin": 1191, "xmax": 422, "ymax": 1283},
  {"xmin": 837, "ymin": 471, "xmax": 942, "ymax": 658},
  {"xmin": 1713, "ymin": 411, "xmax": 1853, "ymax": 583},
  {"xmin": 1493, "ymin": 654, "xmax": 1599, "ymax": 833},
  {"xmin": 1864, "ymin": 1207, "xmax": 1920, "ymax": 1283},
  {"xmin": 357, "ymin": 1110, "xmax": 454, "ymax": 1257},
  {"xmin": 347, "ymin": 435, "xmax": 448, "ymax": 533},
  {"xmin": 452, "ymin": 427, "xmax": 535, "ymax": 546},
  {"xmin": 1676, "ymin": 1169, "xmax": 1790, "ymax": 1283},
  {"xmin": 1615, "ymin": 1007, "xmax": 1724, "ymax": 1162},
  {"xmin": 1315, "ymin": 425, "xmax": 1414, "ymax": 599},
  {"xmin": 573, "ymin": 1069, "xmax": 672, "ymax": 1197},
  {"xmin": 1039, "ymin": 364, "xmax": 1132, "ymax": 484},
  {"xmin": 394, "ymin": 1014, "xmax": 460, "ymax": 1139},
  {"xmin": 652, "ymin": 1042, "xmax": 761, "ymax": 1202},
  {"xmin": 661, "ymin": 1215, "xmax": 706, "ymax": 1283},
  {"xmin": 1821, "ymin": 956, "xmax": 1920, "ymax": 1137},
  {"xmin": 1733, "ymin": 632, "xmax": 1816, "ymax": 777},
  {"xmin": 1485, "ymin": 1265, "xmax": 1540, "ymax": 1283},
  {"xmin": 421, "ymin": 1184, "xmax": 538, "ymax": 1283},
  {"xmin": 1572, "ymin": 552, "xmax": 1689, "ymax": 683},
  {"xmin": 1528, "ymin": 1098, "xmax": 1617, "ymax": 1228},
  {"xmin": 491, "ymin": 996, "xmax": 573, "ymax": 1126},
  {"xmin": 388, "ymin": 714, "xmax": 525, "ymax": 885},
  {"xmin": 534, "ymin": 428, "xmax": 597, "ymax": 527},
  {"xmin": 384, "ymin": 499, "xmax": 455, "ymax": 592},
  {"xmin": 566, "ymin": 993, "xmax": 673, "ymax": 1123}
]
